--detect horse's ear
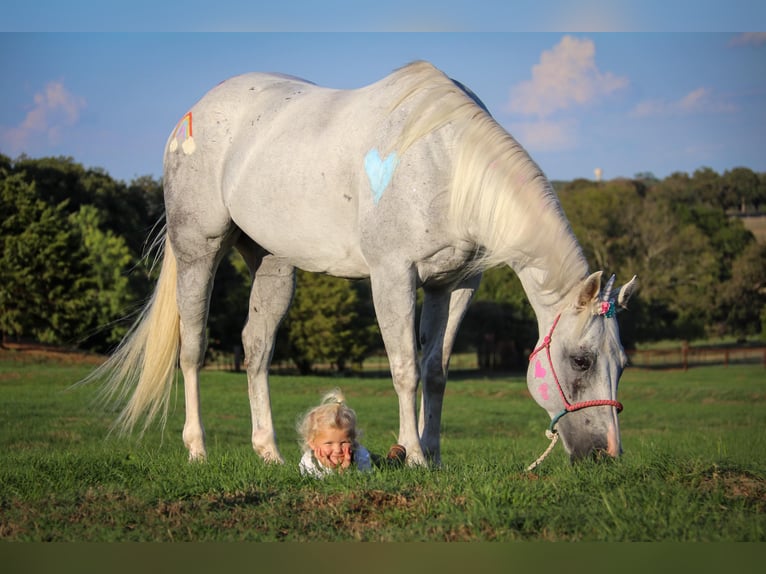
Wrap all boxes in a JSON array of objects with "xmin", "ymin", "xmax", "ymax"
[
  {"xmin": 576, "ymin": 271, "xmax": 603, "ymax": 309},
  {"xmin": 617, "ymin": 275, "xmax": 638, "ymax": 310}
]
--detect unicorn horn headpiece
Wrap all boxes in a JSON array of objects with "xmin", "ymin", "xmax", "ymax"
[{"xmin": 597, "ymin": 274, "xmax": 616, "ymax": 317}]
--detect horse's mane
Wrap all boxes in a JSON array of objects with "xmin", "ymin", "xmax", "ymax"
[{"xmin": 388, "ymin": 61, "xmax": 588, "ymax": 295}]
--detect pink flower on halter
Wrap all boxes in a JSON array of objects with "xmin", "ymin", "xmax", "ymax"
[{"xmin": 598, "ymin": 300, "xmax": 616, "ymax": 318}]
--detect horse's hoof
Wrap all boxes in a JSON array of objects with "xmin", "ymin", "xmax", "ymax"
[
  {"xmin": 188, "ymin": 451, "xmax": 207, "ymax": 463},
  {"xmin": 256, "ymin": 447, "xmax": 284, "ymax": 464}
]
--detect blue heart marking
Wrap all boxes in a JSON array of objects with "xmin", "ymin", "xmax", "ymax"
[{"xmin": 364, "ymin": 148, "xmax": 398, "ymax": 205}]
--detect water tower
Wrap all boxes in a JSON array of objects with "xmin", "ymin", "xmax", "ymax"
[{"xmin": 594, "ymin": 167, "xmax": 603, "ymax": 182}]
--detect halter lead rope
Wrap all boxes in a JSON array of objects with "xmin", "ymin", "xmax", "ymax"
[{"xmin": 525, "ymin": 313, "xmax": 623, "ymax": 472}]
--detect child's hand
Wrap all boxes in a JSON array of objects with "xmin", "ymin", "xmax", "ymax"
[
  {"xmin": 313, "ymin": 443, "xmax": 353, "ymax": 470},
  {"xmin": 312, "ymin": 446, "xmax": 333, "ymax": 469},
  {"xmin": 339, "ymin": 443, "xmax": 353, "ymax": 470}
]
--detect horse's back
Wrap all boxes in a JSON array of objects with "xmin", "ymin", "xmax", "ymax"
[
  {"xmin": 162, "ymin": 64, "xmax": 466, "ymax": 279},
  {"xmin": 163, "ymin": 72, "xmax": 393, "ymax": 276}
]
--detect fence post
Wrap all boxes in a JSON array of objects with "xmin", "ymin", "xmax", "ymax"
[{"xmin": 682, "ymin": 341, "xmax": 688, "ymax": 371}]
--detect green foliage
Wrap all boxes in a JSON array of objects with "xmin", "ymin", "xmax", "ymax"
[
  {"xmin": 0, "ymin": 174, "xmax": 93, "ymax": 344},
  {"xmin": 283, "ymin": 271, "xmax": 379, "ymax": 373},
  {"xmin": 560, "ymin": 174, "xmax": 764, "ymax": 342},
  {"xmin": 206, "ymin": 251, "xmax": 252, "ymax": 352},
  {"xmin": 723, "ymin": 166, "xmax": 764, "ymax": 212},
  {"xmin": 10, "ymin": 156, "xmax": 164, "ymax": 255},
  {"xmin": 0, "ymin": 160, "xmax": 143, "ymax": 349},
  {"xmin": 0, "ymin": 152, "xmax": 763, "ymax": 358},
  {"xmin": 68, "ymin": 205, "xmax": 134, "ymax": 347},
  {"xmin": 459, "ymin": 266, "xmax": 536, "ymax": 368},
  {"xmin": 718, "ymin": 241, "xmax": 766, "ymax": 337}
]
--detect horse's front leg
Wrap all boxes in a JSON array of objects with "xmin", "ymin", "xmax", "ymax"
[
  {"xmin": 370, "ymin": 265, "xmax": 426, "ymax": 466},
  {"xmin": 239, "ymin": 248, "xmax": 295, "ymax": 464},
  {"xmin": 419, "ymin": 276, "xmax": 480, "ymax": 465}
]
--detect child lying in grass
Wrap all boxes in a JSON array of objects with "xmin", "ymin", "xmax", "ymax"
[{"xmin": 297, "ymin": 388, "xmax": 406, "ymax": 477}]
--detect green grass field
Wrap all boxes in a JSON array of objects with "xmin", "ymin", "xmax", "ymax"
[{"xmin": 0, "ymin": 353, "xmax": 764, "ymax": 542}]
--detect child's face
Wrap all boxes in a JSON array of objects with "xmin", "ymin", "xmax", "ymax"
[{"xmin": 309, "ymin": 427, "xmax": 353, "ymax": 469}]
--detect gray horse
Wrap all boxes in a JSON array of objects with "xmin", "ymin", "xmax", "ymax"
[{"xmin": 91, "ymin": 61, "xmax": 637, "ymax": 466}]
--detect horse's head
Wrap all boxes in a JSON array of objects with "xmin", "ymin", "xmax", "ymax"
[{"xmin": 527, "ymin": 271, "xmax": 638, "ymax": 462}]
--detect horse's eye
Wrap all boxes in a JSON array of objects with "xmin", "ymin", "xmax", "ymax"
[{"xmin": 571, "ymin": 354, "xmax": 592, "ymax": 371}]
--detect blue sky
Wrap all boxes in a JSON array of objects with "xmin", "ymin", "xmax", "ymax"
[
  {"xmin": 1, "ymin": 3, "xmax": 765, "ymax": 183},
  {"xmin": 3, "ymin": 1, "xmax": 765, "ymax": 33}
]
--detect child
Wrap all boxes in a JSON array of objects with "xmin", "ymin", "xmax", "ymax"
[{"xmin": 296, "ymin": 388, "xmax": 406, "ymax": 478}]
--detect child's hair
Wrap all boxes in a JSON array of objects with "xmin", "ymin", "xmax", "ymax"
[{"xmin": 296, "ymin": 388, "xmax": 360, "ymax": 453}]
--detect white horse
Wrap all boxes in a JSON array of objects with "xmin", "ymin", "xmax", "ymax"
[{"xmin": 91, "ymin": 61, "xmax": 637, "ymax": 466}]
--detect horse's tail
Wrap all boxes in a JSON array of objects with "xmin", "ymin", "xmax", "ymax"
[{"xmin": 86, "ymin": 235, "xmax": 181, "ymax": 435}]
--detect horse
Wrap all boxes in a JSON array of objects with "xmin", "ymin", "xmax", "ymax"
[{"xmin": 90, "ymin": 61, "xmax": 637, "ymax": 467}]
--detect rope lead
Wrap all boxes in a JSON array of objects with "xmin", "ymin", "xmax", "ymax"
[{"xmin": 525, "ymin": 429, "xmax": 559, "ymax": 472}]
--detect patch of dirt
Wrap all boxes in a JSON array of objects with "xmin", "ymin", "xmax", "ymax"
[
  {"xmin": 698, "ymin": 467, "xmax": 766, "ymax": 510},
  {"xmin": 303, "ymin": 489, "xmax": 413, "ymax": 516},
  {"xmin": 291, "ymin": 488, "xmax": 461, "ymax": 541},
  {"xmin": 0, "ymin": 342, "xmax": 104, "ymax": 366}
]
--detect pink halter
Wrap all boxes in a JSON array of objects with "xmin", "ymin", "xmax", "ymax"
[{"xmin": 529, "ymin": 313, "xmax": 623, "ymax": 432}]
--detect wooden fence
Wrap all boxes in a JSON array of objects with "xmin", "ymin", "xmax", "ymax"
[
  {"xmin": 627, "ymin": 344, "xmax": 766, "ymax": 370},
  {"xmin": 205, "ymin": 345, "xmax": 766, "ymax": 373}
]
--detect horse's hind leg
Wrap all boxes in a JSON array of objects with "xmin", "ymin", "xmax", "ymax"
[
  {"xmin": 418, "ymin": 275, "xmax": 480, "ymax": 465},
  {"xmin": 174, "ymin": 230, "xmax": 239, "ymax": 461},
  {"xmin": 238, "ymin": 240, "xmax": 295, "ymax": 463}
]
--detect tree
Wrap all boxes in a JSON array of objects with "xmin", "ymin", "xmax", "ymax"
[
  {"xmin": 69, "ymin": 205, "xmax": 134, "ymax": 350},
  {"xmin": 207, "ymin": 251, "xmax": 252, "ymax": 355},
  {"xmin": 1, "ymin": 165, "xmax": 139, "ymax": 349},
  {"xmin": 634, "ymin": 171, "xmax": 660, "ymax": 186},
  {"xmin": 652, "ymin": 171, "xmax": 694, "ymax": 205},
  {"xmin": 718, "ymin": 241, "xmax": 766, "ymax": 337},
  {"xmin": 460, "ymin": 266, "xmax": 536, "ymax": 370},
  {"xmin": 283, "ymin": 271, "xmax": 378, "ymax": 373},
  {"xmin": 623, "ymin": 197, "xmax": 719, "ymax": 339},
  {"xmin": 560, "ymin": 181, "xmax": 641, "ymax": 273},
  {"xmin": 722, "ymin": 167, "xmax": 761, "ymax": 213},
  {"xmin": 757, "ymin": 173, "xmax": 766, "ymax": 213},
  {"xmin": 1, "ymin": 157, "xmax": 170, "ymax": 348},
  {"xmin": 688, "ymin": 167, "xmax": 720, "ymax": 206},
  {"xmin": 0, "ymin": 174, "xmax": 92, "ymax": 344},
  {"xmin": 561, "ymin": 181, "xmax": 720, "ymax": 340}
]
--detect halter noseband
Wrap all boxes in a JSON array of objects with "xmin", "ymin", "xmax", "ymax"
[{"xmin": 529, "ymin": 313, "xmax": 623, "ymax": 434}]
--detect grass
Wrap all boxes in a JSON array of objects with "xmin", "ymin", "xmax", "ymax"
[{"xmin": 0, "ymin": 353, "xmax": 764, "ymax": 542}]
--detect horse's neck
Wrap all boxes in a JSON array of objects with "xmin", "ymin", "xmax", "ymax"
[
  {"xmin": 506, "ymin": 202, "xmax": 589, "ymax": 332},
  {"xmin": 513, "ymin": 265, "xmax": 577, "ymax": 332}
]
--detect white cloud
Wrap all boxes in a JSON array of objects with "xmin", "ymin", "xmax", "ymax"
[
  {"xmin": 0, "ymin": 81, "xmax": 86, "ymax": 154},
  {"xmin": 508, "ymin": 118, "xmax": 578, "ymax": 153},
  {"xmin": 543, "ymin": 2, "xmax": 642, "ymax": 32},
  {"xmin": 631, "ymin": 87, "xmax": 738, "ymax": 118},
  {"xmin": 729, "ymin": 32, "xmax": 766, "ymax": 47},
  {"xmin": 506, "ymin": 35, "xmax": 628, "ymax": 118}
]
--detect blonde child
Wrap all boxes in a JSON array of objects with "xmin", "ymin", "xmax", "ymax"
[{"xmin": 296, "ymin": 388, "xmax": 406, "ymax": 477}]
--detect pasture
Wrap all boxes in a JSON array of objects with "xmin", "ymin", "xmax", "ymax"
[{"xmin": 0, "ymin": 351, "xmax": 764, "ymax": 542}]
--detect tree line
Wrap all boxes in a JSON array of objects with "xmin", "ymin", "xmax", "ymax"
[{"xmin": 1, "ymin": 154, "xmax": 764, "ymax": 372}]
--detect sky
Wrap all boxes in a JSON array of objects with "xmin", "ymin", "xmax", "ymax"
[{"xmin": 1, "ymin": 2, "xmax": 765, "ymax": 184}]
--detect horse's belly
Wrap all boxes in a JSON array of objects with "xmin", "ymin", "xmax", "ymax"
[{"xmin": 236, "ymin": 214, "xmax": 370, "ymax": 279}]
